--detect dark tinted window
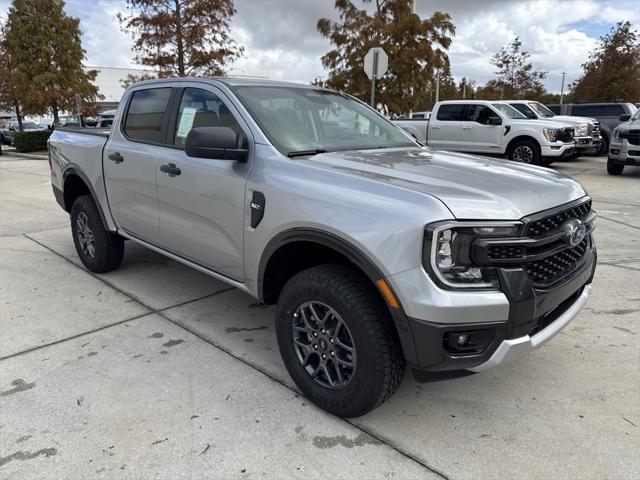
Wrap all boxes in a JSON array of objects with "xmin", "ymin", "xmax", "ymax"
[
  {"xmin": 547, "ymin": 105, "xmax": 561, "ymax": 114},
  {"xmin": 436, "ymin": 104, "xmax": 465, "ymax": 121},
  {"xmin": 465, "ymin": 105, "xmax": 501, "ymax": 124},
  {"xmin": 572, "ymin": 104, "xmax": 624, "ymax": 117},
  {"xmin": 124, "ymin": 88, "xmax": 172, "ymax": 143},
  {"xmin": 510, "ymin": 103, "xmax": 537, "ymax": 118},
  {"xmin": 174, "ymin": 88, "xmax": 243, "ymax": 148}
]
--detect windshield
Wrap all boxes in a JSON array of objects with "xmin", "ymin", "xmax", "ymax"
[
  {"xmin": 232, "ymin": 86, "xmax": 416, "ymax": 155},
  {"xmin": 631, "ymin": 109, "xmax": 640, "ymax": 121},
  {"xmin": 491, "ymin": 103, "xmax": 527, "ymax": 119},
  {"xmin": 528, "ymin": 102, "xmax": 555, "ymax": 118}
]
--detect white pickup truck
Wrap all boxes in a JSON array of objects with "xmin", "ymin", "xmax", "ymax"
[{"xmin": 393, "ymin": 100, "xmax": 576, "ymax": 166}]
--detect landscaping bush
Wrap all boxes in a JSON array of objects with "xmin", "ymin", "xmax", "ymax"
[{"xmin": 13, "ymin": 130, "xmax": 53, "ymax": 153}]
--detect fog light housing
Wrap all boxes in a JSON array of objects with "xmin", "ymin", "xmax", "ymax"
[
  {"xmin": 444, "ymin": 329, "xmax": 497, "ymax": 355},
  {"xmin": 610, "ymin": 149, "xmax": 620, "ymax": 155}
]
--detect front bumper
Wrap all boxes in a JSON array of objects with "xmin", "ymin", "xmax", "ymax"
[
  {"xmin": 541, "ymin": 143, "xmax": 575, "ymax": 158},
  {"xmin": 609, "ymin": 139, "xmax": 640, "ymax": 165},
  {"xmin": 574, "ymin": 135, "xmax": 601, "ymax": 151}
]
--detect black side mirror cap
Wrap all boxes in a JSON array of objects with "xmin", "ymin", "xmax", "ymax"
[
  {"xmin": 185, "ymin": 126, "xmax": 249, "ymax": 162},
  {"xmin": 619, "ymin": 114, "xmax": 631, "ymax": 122}
]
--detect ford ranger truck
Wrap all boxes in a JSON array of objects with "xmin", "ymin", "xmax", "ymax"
[
  {"xmin": 48, "ymin": 78, "xmax": 596, "ymax": 417},
  {"xmin": 502, "ymin": 100, "xmax": 601, "ymax": 156},
  {"xmin": 394, "ymin": 100, "xmax": 576, "ymax": 166},
  {"xmin": 608, "ymin": 108, "xmax": 640, "ymax": 175}
]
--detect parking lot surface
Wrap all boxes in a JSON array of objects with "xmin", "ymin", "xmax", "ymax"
[{"xmin": 1, "ymin": 154, "xmax": 638, "ymax": 479}]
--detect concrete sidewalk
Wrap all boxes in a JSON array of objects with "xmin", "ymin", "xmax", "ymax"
[{"xmin": 1, "ymin": 154, "xmax": 638, "ymax": 479}]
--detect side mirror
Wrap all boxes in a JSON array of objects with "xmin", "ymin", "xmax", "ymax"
[
  {"xmin": 619, "ymin": 114, "xmax": 631, "ymax": 122},
  {"xmin": 487, "ymin": 117, "xmax": 502, "ymax": 126},
  {"xmin": 185, "ymin": 126, "xmax": 248, "ymax": 162}
]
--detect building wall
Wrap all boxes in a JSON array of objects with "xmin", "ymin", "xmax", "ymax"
[{"xmin": 87, "ymin": 66, "xmax": 157, "ymax": 111}]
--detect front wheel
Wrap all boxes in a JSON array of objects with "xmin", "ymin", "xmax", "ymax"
[
  {"xmin": 276, "ymin": 264, "xmax": 405, "ymax": 417},
  {"xmin": 508, "ymin": 140, "xmax": 542, "ymax": 165},
  {"xmin": 71, "ymin": 195, "xmax": 124, "ymax": 273},
  {"xmin": 607, "ymin": 158, "xmax": 624, "ymax": 175}
]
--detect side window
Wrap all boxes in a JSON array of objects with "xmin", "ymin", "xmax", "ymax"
[
  {"xmin": 436, "ymin": 104, "xmax": 465, "ymax": 121},
  {"xmin": 465, "ymin": 105, "xmax": 500, "ymax": 124},
  {"xmin": 511, "ymin": 104, "xmax": 536, "ymax": 118},
  {"xmin": 174, "ymin": 88, "xmax": 243, "ymax": 148},
  {"xmin": 124, "ymin": 88, "xmax": 172, "ymax": 143},
  {"xmin": 547, "ymin": 105, "xmax": 561, "ymax": 114},
  {"xmin": 573, "ymin": 105, "xmax": 602, "ymax": 116}
]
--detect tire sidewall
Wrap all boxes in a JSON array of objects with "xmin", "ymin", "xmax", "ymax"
[
  {"xmin": 70, "ymin": 196, "xmax": 106, "ymax": 271},
  {"xmin": 509, "ymin": 140, "xmax": 541, "ymax": 165},
  {"xmin": 276, "ymin": 271, "xmax": 389, "ymax": 416}
]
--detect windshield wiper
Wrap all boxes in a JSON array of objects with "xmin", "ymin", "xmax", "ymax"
[{"xmin": 287, "ymin": 148, "xmax": 328, "ymax": 158}]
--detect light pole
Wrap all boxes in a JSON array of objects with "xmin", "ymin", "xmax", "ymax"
[{"xmin": 560, "ymin": 72, "xmax": 567, "ymax": 105}]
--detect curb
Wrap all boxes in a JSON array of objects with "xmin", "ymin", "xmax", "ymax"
[{"xmin": 0, "ymin": 151, "xmax": 48, "ymax": 160}]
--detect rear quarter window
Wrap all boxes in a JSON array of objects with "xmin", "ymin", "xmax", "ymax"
[
  {"xmin": 124, "ymin": 88, "xmax": 172, "ymax": 143},
  {"xmin": 572, "ymin": 104, "xmax": 624, "ymax": 117}
]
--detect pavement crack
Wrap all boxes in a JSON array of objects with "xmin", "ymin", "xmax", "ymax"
[{"xmin": 597, "ymin": 215, "xmax": 640, "ymax": 231}]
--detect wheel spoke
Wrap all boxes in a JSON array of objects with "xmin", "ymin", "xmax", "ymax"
[{"xmin": 331, "ymin": 360, "xmax": 344, "ymax": 384}]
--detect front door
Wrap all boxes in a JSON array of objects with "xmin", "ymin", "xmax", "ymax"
[
  {"xmin": 155, "ymin": 86, "xmax": 251, "ymax": 280},
  {"xmin": 103, "ymin": 87, "xmax": 174, "ymax": 242},
  {"xmin": 429, "ymin": 104, "xmax": 464, "ymax": 150}
]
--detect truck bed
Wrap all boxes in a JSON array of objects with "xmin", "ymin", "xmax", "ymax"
[{"xmin": 392, "ymin": 119, "xmax": 429, "ymax": 144}]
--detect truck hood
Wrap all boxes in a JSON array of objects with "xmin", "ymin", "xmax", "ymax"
[
  {"xmin": 551, "ymin": 115, "xmax": 596, "ymax": 125},
  {"xmin": 300, "ymin": 147, "xmax": 586, "ymax": 219},
  {"xmin": 508, "ymin": 118, "xmax": 568, "ymax": 129}
]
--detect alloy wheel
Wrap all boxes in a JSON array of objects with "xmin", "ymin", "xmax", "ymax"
[
  {"xmin": 512, "ymin": 145, "xmax": 534, "ymax": 163},
  {"xmin": 76, "ymin": 211, "xmax": 96, "ymax": 259}
]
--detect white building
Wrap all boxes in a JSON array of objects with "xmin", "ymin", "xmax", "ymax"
[{"xmin": 88, "ymin": 66, "xmax": 157, "ymax": 111}]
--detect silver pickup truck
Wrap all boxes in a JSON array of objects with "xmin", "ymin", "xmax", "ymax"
[{"xmin": 49, "ymin": 78, "xmax": 596, "ymax": 417}]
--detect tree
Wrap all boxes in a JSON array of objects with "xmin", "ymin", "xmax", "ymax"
[
  {"xmin": 0, "ymin": 25, "xmax": 23, "ymax": 130},
  {"xmin": 3, "ymin": 0, "xmax": 100, "ymax": 125},
  {"xmin": 118, "ymin": 0, "xmax": 243, "ymax": 77},
  {"xmin": 318, "ymin": 0, "xmax": 455, "ymax": 115},
  {"xmin": 490, "ymin": 37, "xmax": 547, "ymax": 99},
  {"xmin": 120, "ymin": 72, "xmax": 158, "ymax": 89},
  {"xmin": 437, "ymin": 61, "xmax": 457, "ymax": 101},
  {"xmin": 571, "ymin": 22, "xmax": 640, "ymax": 102},
  {"xmin": 475, "ymin": 80, "xmax": 504, "ymax": 100}
]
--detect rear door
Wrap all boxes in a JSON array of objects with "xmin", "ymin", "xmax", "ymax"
[
  {"xmin": 104, "ymin": 86, "xmax": 174, "ymax": 242},
  {"xmin": 458, "ymin": 104, "xmax": 503, "ymax": 152},
  {"xmin": 428, "ymin": 104, "xmax": 464, "ymax": 149},
  {"xmin": 155, "ymin": 85, "xmax": 252, "ymax": 280}
]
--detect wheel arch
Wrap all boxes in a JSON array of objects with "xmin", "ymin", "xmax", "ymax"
[
  {"xmin": 62, "ymin": 167, "xmax": 109, "ymax": 230},
  {"xmin": 506, "ymin": 135, "xmax": 542, "ymax": 154},
  {"xmin": 258, "ymin": 228, "xmax": 419, "ymax": 365}
]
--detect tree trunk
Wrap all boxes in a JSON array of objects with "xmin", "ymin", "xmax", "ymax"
[
  {"xmin": 14, "ymin": 100, "xmax": 23, "ymax": 131},
  {"xmin": 175, "ymin": 0, "xmax": 185, "ymax": 76},
  {"xmin": 52, "ymin": 104, "xmax": 59, "ymax": 127}
]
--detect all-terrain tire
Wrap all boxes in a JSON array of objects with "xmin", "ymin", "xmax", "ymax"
[
  {"xmin": 276, "ymin": 263, "xmax": 405, "ymax": 417},
  {"xmin": 607, "ymin": 158, "xmax": 624, "ymax": 175},
  {"xmin": 70, "ymin": 195, "xmax": 124, "ymax": 273}
]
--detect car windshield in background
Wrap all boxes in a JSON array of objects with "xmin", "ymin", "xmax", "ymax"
[
  {"xmin": 528, "ymin": 102, "xmax": 555, "ymax": 118},
  {"xmin": 232, "ymin": 86, "xmax": 416, "ymax": 156},
  {"xmin": 491, "ymin": 103, "xmax": 527, "ymax": 119},
  {"xmin": 631, "ymin": 109, "xmax": 640, "ymax": 121}
]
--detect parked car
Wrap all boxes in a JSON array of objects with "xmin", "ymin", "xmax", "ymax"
[
  {"xmin": 49, "ymin": 78, "xmax": 596, "ymax": 417},
  {"xmin": 0, "ymin": 121, "xmax": 45, "ymax": 145},
  {"xmin": 500, "ymin": 100, "xmax": 601, "ymax": 156},
  {"xmin": 393, "ymin": 100, "xmax": 576, "ymax": 166},
  {"xmin": 546, "ymin": 103, "xmax": 638, "ymax": 155},
  {"xmin": 607, "ymin": 108, "xmax": 640, "ymax": 175},
  {"xmin": 96, "ymin": 109, "xmax": 117, "ymax": 128}
]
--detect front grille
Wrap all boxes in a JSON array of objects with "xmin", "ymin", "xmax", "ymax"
[
  {"xmin": 590, "ymin": 122, "xmax": 601, "ymax": 137},
  {"xmin": 556, "ymin": 128, "xmax": 574, "ymax": 143},
  {"xmin": 488, "ymin": 245, "xmax": 526, "ymax": 260},
  {"xmin": 523, "ymin": 239, "xmax": 588, "ymax": 287},
  {"xmin": 525, "ymin": 200, "xmax": 592, "ymax": 237},
  {"xmin": 621, "ymin": 129, "xmax": 640, "ymax": 146}
]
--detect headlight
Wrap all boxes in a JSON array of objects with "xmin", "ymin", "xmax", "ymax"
[
  {"xmin": 574, "ymin": 123, "xmax": 589, "ymax": 137},
  {"xmin": 543, "ymin": 128, "xmax": 560, "ymax": 142},
  {"xmin": 423, "ymin": 222, "xmax": 522, "ymax": 289},
  {"xmin": 612, "ymin": 128, "xmax": 621, "ymax": 141}
]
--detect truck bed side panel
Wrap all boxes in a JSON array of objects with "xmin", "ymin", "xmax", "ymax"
[{"xmin": 48, "ymin": 129, "xmax": 117, "ymax": 230}]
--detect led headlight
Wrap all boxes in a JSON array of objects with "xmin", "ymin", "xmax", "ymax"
[
  {"xmin": 423, "ymin": 222, "xmax": 522, "ymax": 289},
  {"xmin": 574, "ymin": 123, "xmax": 589, "ymax": 137},
  {"xmin": 612, "ymin": 128, "xmax": 621, "ymax": 141},
  {"xmin": 543, "ymin": 128, "xmax": 560, "ymax": 142}
]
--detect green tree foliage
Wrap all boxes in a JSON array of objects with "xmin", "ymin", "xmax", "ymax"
[
  {"xmin": 0, "ymin": 25, "xmax": 23, "ymax": 130},
  {"xmin": 119, "ymin": 0, "xmax": 243, "ymax": 77},
  {"xmin": 317, "ymin": 0, "xmax": 455, "ymax": 115},
  {"xmin": 489, "ymin": 37, "xmax": 547, "ymax": 100},
  {"xmin": 571, "ymin": 22, "xmax": 640, "ymax": 102},
  {"xmin": 3, "ymin": 0, "xmax": 100, "ymax": 125}
]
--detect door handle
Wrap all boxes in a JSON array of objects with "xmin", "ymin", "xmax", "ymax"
[
  {"xmin": 108, "ymin": 152, "xmax": 123, "ymax": 164},
  {"xmin": 160, "ymin": 163, "xmax": 181, "ymax": 177},
  {"xmin": 431, "ymin": 125, "xmax": 441, "ymax": 130},
  {"xmin": 462, "ymin": 126, "xmax": 472, "ymax": 130}
]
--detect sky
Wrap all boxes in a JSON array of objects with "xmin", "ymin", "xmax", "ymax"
[{"xmin": 1, "ymin": 0, "xmax": 638, "ymax": 93}]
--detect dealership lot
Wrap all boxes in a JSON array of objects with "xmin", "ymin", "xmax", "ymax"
[{"xmin": 0, "ymin": 154, "xmax": 638, "ymax": 479}]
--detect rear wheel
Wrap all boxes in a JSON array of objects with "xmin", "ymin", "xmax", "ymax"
[
  {"xmin": 508, "ymin": 140, "xmax": 542, "ymax": 165},
  {"xmin": 70, "ymin": 195, "xmax": 124, "ymax": 273},
  {"xmin": 276, "ymin": 264, "xmax": 405, "ymax": 417},
  {"xmin": 607, "ymin": 158, "xmax": 624, "ymax": 175}
]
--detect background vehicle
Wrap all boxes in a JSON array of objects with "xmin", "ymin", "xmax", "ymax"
[
  {"xmin": 96, "ymin": 109, "xmax": 117, "ymax": 128},
  {"xmin": 608, "ymin": 108, "xmax": 640, "ymax": 175},
  {"xmin": 502, "ymin": 100, "xmax": 601, "ymax": 156},
  {"xmin": 0, "ymin": 121, "xmax": 45, "ymax": 145},
  {"xmin": 393, "ymin": 100, "xmax": 576, "ymax": 166},
  {"xmin": 546, "ymin": 103, "xmax": 638, "ymax": 155},
  {"xmin": 48, "ymin": 78, "xmax": 596, "ymax": 417}
]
